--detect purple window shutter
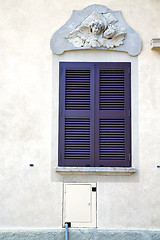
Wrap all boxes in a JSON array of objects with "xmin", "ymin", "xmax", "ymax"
[
  {"xmin": 95, "ymin": 62, "xmax": 131, "ymax": 167},
  {"xmin": 58, "ymin": 62, "xmax": 131, "ymax": 167},
  {"xmin": 58, "ymin": 62, "xmax": 95, "ymax": 167}
]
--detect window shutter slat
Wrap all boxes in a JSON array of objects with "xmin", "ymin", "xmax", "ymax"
[
  {"xmin": 99, "ymin": 119, "xmax": 125, "ymax": 161},
  {"xmin": 65, "ymin": 118, "xmax": 90, "ymax": 162},
  {"xmin": 65, "ymin": 69, "xmax": 90, "ymax": 110},
  {"xmin": 99, "ymin": 68, "xmax": 125, "ymax": 110}
]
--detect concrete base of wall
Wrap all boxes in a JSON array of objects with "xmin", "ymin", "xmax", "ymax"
[{"xmin": 0, "ymin": 229, "xmax": 160, "ymax": 240}]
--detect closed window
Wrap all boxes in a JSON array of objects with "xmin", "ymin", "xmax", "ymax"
[{"xmin": 58, "ymin": 62, "xmax": 131, "ymax": 167}]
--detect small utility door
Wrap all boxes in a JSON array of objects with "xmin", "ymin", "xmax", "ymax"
[{"xmin": 63, "ymin": 183, "xmax": 96, "ymax": 227}]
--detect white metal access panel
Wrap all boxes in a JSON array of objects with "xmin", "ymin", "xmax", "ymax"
[{"xmin": 63, "ymin": 183, "xmax": 96, "ymax": 228}]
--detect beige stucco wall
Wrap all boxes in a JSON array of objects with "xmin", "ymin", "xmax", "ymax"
[{"xmin": 0, "ymin": 0, "xmax": 160, "ymax": 229}]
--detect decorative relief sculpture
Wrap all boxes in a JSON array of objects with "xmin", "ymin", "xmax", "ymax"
[
  {"xmin": 50, "ymin": 5, "xmax": 142, "ymax": 56},
  {"xmin": 65, "ymin": 12, "xmax": 126, "ymax": 49}
]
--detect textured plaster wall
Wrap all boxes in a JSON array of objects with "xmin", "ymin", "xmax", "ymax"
[
  {"xmin": 0, "ymin": 0, "xmax": 160, "ymax": 230},
  {"xmin": 1, "ymin": 229, "xmax": 160, "ymax": 240}
]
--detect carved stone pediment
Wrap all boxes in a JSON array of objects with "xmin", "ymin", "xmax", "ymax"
[
  {"xmin": 66, "ymin": 12, "xmax": 126, "ymax": 49},
  {"xmin": 50, "ymin": 5, "xmax": 142, "ymax": 56}
]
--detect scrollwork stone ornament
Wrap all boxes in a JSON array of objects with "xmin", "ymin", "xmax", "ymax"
[{"xmin": 50, "ymin": 5, "xmax": 142, "ymax": 56}]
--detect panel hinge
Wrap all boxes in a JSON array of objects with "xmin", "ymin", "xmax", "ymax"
[
  {"xmin": 128, "ymin": 66, "xmax": 131, "ymax": 75},
  {"xmin": 129, "ymin": 109, "xmax": 131, "ymax": 117},
  {"xmin": 59, "ymin": 65, "xmax": 63, "ymax": 76},
  {"xmin": 129, "ymin": 153, "xmax": 131, "ymax": 161}
]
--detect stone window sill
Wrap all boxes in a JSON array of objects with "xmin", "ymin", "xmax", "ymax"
[{"xmin": 56, "ymin": 167, "xmax": 136, "ymax": 176}]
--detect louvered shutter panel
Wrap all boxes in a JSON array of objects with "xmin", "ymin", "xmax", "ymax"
[
  {"xmin": 95, "ymin": 62, "xmax": 131, "ymax": 167},
  {"xmin": 58, "ymin": 62, "xmax": 95, "ymax": 166}
]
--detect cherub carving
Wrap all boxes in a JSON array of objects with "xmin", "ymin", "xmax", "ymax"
[{"xmin": 66, "ymin": 12, "xmax": 126, "ymax": 49}]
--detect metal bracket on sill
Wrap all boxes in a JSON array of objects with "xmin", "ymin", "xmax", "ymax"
[{"xmin": 150, "ymin": 38, "xmax": 160, "ymax": 50}]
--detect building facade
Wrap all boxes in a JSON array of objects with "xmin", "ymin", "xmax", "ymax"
[{"xmin": 0, "ymin": 0, "xmax": 160, "ymax": 239}]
